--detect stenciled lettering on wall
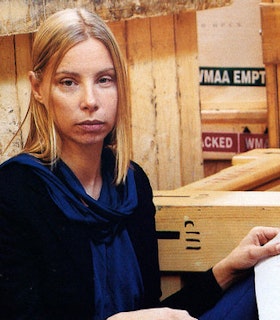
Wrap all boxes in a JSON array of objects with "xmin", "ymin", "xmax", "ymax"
[
  {"xmin": 185, "ymin": 220, "xmax": 201, "ymax": 250},
  {"xmin": 156, "ymin": 218, "xmax": 201, "ymax": 251},
  {"xmin": 199, "ymin": 67, "xmax": 266, "ymax": 86}
]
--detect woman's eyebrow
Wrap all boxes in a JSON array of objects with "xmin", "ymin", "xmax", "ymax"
[{"xmin": 96, "ymin": 67, "xmax": 116, "ymax": 75}]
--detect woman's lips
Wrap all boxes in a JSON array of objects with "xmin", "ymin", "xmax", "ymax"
[{"xmin": 77, "ymin": 120, "xmax": 105, "ymax": 132}]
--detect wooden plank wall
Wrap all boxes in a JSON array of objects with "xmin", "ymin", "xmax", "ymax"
[
  {"xmin": 0, "ymin": 12, "xmax": 204, "ymax": 190},
  {"xmin": 119, "ymin": 13, "xmax": 203, "ymax": 189}
]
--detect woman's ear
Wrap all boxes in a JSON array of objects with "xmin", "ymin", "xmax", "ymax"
[{"xmin": 29, "ymin": 71, "xmax": 44, "ymax": 104}]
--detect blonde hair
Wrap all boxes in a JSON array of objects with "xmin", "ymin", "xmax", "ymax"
[{"xmin": 23, "ymin": 8, "xmax": 132, "ymax": 184}]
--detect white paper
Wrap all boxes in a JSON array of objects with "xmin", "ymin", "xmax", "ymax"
[{"xmin": 255, "ymin": 233, "xmax": 280, "ymax": 320}]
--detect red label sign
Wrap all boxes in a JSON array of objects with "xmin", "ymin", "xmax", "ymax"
[
  {"xmin": 202, "ymin": 132, "xmax": 268, "ymax": 153},
  {"xmin": 239, "ymin": 133, "xmax": 268, "ymax": 152},
  {"xmin": 202, "ymin": 132, "xmax": 238, "ymax": 152}
]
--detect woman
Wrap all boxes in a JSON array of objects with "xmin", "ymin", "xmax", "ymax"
[{"xmin": 0, "ymin": 8, "xmax": 279, "ymax": 320}]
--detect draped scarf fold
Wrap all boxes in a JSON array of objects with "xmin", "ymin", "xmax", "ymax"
[{"xmin": 2, "ymin": 149, "xmax": 138, "ymax": 243}]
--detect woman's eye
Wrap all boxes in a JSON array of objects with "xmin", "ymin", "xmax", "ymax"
[
  {"xmin": 61, "ymin": 79, "xmax": 75, "ymax": 87},
  {"xmin": 99, "ymin": 76, "xmax": 114, "ymax": 85}
]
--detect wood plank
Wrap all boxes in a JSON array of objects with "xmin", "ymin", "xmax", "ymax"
[
  {"xmin": 231, "ymin": 148, "xmax": 280, "ymax": 165},
  {"xmin": 150, "ymin": 15, "xmax": 181, "ymax": 189},
  {"xmin": 0, "ymin": 36, "xmax": 22, "ymax": 162},
  {"xmin": 160, "ymin": 275, "xmax": 182, "ymax": 300},
  {"xmin": 0, "ymin": 0, "xmax": 44, "ymax": 36},
  {"xmin": 232, "ymin": 149, "xmax": 280, "ymax": 190},
  {"xmin": 126, "ymin": 17, "xmax": 159, "ymax": 188},
  {"xmin": 108, "ymin": 20, "xmax": 127, "ymax": 60},
  {"xmin": 175, "ymin": 151, "xmax": 280, "ymax": 191},
  {"xmin": 260, "ymin": 2, "xmax": 280, "ymax": 147},
  {"xmin": 0, "ymin": 0, "xmax": 233, "ymax": 36},
  {"xmin": 201, "ymin": 109, "xmax": 267, "ymax": 124},
  {"xmin": 276, "ymin": 64, "xmax": 280, "ymax": 147},
  {"xmin": 14, "ymin": 34, "xmax": 33, "ymax": 143},
  {"xmin": 260, "ymin": 3, "xmax": 280, "ymax": 64},
  {"xmin": 154, "ymin": 190, "xmax": 280, "ymax": 271},
  {"xmin": 204, "ymin": 159, "xmax": 231, "ymax": 178},
  {"xmin": 174, "ymin": 12, "xmax": 204, "ymax": 185},
  {"xmin": 253, "ymin": 177, "xmax": 280, "ymax": 191}
]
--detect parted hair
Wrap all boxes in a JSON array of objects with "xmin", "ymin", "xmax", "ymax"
[{"xmin": 24, "ymin": 8, "xmax": 132, "ymax": 184}]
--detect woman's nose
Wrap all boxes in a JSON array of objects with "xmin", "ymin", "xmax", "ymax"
[{"xmin": 81, "ymin": 83, "xmax": 98, "ymax": 111}]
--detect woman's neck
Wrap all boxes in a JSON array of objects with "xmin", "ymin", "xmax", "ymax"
[{"xmin": 60, "ymin": 145, "xmax": 103, "ymax": 200}]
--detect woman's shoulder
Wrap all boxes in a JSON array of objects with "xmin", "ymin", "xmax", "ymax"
[
  {"xmin": 130, "ymin": 160, "xmax": 151, "ymax": 188},
  {"xmin": 0, "ymin": 155, "xmax": 36, "ymax": 179},
  {"xmin": 0, "ymin": 156, "xmax": 53, "ymax": 224},
  {"xmin": 0, "ymin": 155, "xmax": 45, "ymax": 198},
  {"xmin": 1, "ymin": 157, "xmax": 25, "ymax": 180},
  {"xmin": 130, "ymin": 161, "xmax": 155, "ymax": 210}
]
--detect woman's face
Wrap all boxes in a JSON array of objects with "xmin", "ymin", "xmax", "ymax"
[{"xmin": 31, "ymin": 38, "xmax": 118, "ymax": 152}]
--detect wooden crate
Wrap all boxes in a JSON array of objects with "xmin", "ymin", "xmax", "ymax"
[{"xmin": 154, "ymin": 190, "xmax": 280, "ymax": 272}]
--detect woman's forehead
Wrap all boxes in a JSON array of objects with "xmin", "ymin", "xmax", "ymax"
[{"xmin": 56, "ymin": 38, "xmax": 113, "ymax": 71}]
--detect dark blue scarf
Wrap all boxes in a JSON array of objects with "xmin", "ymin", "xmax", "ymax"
[
  {"xmin": 4, "ymin": 150, "xmax": 137, "ymax": 242},
  {"xmin": 1, "ymin": 150, "xmax": 144, "ymax": 319}
]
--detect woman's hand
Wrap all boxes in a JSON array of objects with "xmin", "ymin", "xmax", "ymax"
[
  {"xmin": 107, "ymin": 307, "xmax": 197, "ymax": 320},
  {"xmin": 213, "ymin": 226, "xmax": 280, "ymax": 290}
]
